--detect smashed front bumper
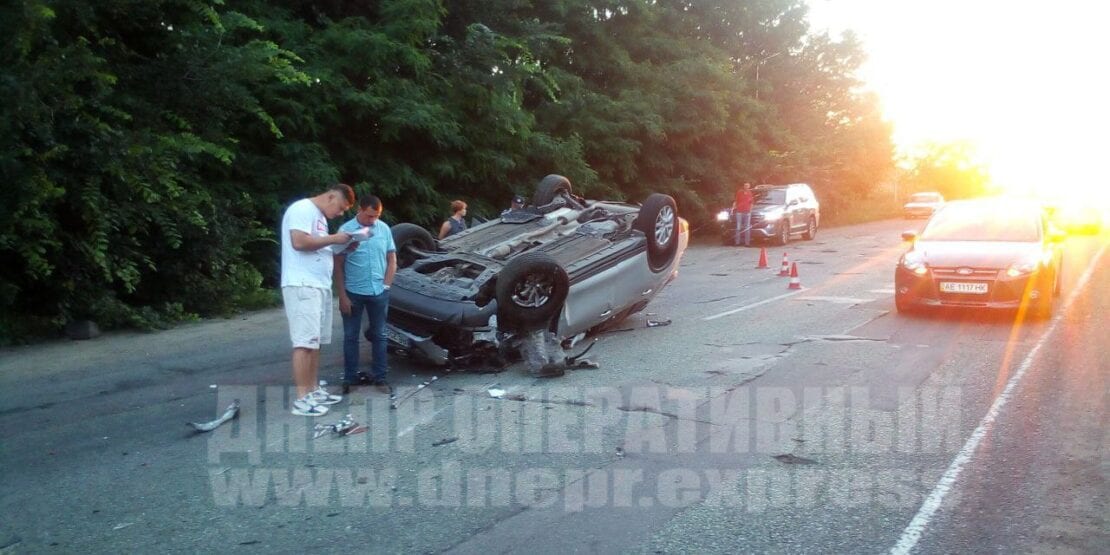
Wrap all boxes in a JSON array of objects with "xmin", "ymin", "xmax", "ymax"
[
  {"xmin": 385, "ymin": 286, "xmax": 502, "ymax": 366},
  {"xmin": 385, "ymin": 321, "xmax": 502, "ymax": 366}
]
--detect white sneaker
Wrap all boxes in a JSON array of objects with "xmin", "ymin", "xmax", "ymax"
[
  {"xmin": 310, "ymin": 386, "xmax": 342, "ymax": 406},
  {"xmin": 292, "ymin": 395, "xmax": 329, "ymax": 417}
]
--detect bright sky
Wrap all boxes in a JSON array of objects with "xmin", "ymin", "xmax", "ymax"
[{"xmin": 806, "ymin": 0, "xmax": 1110, "ymax": 201}]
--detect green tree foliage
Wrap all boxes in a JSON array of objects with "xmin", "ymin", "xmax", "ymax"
[
  {"xmin": 0, "ymin": 0, "xmax": 895, "ymax": 341},
  {"xmin": 0, "ymin": 0, "xmax": 309, "ymax": 339},
  {"xmin": 899, "ymin": 141, "xmax": 991, "ymax": 201}
]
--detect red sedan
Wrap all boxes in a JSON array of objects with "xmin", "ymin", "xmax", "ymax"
[{"xmin": 895, "ymin": 198, "xmax": 1064, "ymax": 318}]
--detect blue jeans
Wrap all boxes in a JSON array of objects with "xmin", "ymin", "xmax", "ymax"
[
  {"xmin": 342, "ymin": 290, "xmax": 390, "ymax": 383},
  {"xmin": 734, "ymin": 211, "xmax": 752, "ymax": 246}
]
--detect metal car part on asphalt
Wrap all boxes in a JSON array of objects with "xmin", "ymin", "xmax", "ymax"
[
  {"xmin": 186, "ymin": 400, "xmax": 240, "ymax": 433},
  {"xmin": 312, "ymin": 414, "xmax": 360, "ymax": 439},
  {"xmin": 389, "ymin": 376, "xmax": 438, "ymax": 410}
]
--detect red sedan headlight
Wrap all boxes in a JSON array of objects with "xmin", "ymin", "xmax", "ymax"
[{"xmin": 901, "ymin": 253, "xmax": 928, "ymax": 276}]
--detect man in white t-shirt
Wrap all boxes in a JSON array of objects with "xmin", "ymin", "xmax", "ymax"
[{"xmin": 280, "ymin": 183, "xmax": 358, "ymax": 416}]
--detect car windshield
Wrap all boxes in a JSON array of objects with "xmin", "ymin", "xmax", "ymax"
[
  {"xmin": 754, "ymin": 189, "xmax": 786, "ymax": 205},
  {"xmin": 910, "ymin": 193, "xmax": 941, "ymax": 203},
  {"xmin": 920, "ymin": 203, "xmax": 1042, "ymax": 242}
]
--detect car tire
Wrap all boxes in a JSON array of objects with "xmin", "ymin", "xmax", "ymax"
[
  {"xmin": 802, "ymin": 216, "xmax": 817, "ymax": 240},
  {"xmin": 532, "ymin": 174, "xmax": 573, "ymax": 206},
  {"xmin": 633, "ymin": 193, "xmax": 679, "ymax": 272},
  {"xmin": 496, "ymin": 251, "xmax": 569, "ymax": 332},
  {"xmin": 391, "ymin": 223, "xmax": 436, "ymax": 269},
  {"xmin": 895, "ymin": 295, "xmax": 913, "ymax": 314},
  {"xmin": 1028, "ymin": 269, "xmax": 1056, "ymax": 320},
  {"xmin": 1031, "ymin": 294, "xmax": 1054, "ymax": 320},
  {"xmin": 775, "ymin": 221, "xmax": 790, "ymax": 246}
]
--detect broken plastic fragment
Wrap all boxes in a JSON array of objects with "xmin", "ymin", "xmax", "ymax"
[
  {"xmin": 488, "ymin": 388, "xmax": 506, "ymax": 399},
  {"xmin": 646, "ymin": 319, "xmax": 672, "ymax": 327},
  {"xmin": 187, "ymin": 400, "xmax": 240, "ymax": 433},
  {"xmin": 313, "ymin": 414, "xmax": 359, "ymax": 439}
]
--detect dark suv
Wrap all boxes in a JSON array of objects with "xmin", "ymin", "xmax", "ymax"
[{"xmin": 718, "ymin": 183, "xmax": 820, "ymax": 245}]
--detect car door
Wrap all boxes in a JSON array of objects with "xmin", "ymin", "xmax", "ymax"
[
  {"xmin": 795, "ymin": 188, "xmax": 814, "ymax": 230},
  {"xmin": 786, "ymin": 189, "xmax": 803, "ymax": 233}
]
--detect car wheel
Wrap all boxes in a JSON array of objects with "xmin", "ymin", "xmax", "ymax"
[
  {"xmin": 1031, "ymin": 293, "xmax": 1054, "ymax": 320},
  {"xmin": 775, "ymin": 221, "xmax": 790, "ymax": 246},
  {"xmin": 802, "ymin": 216, "xmax": 817, "ymax": 240},
  {"xmin": 633, "ymin": 193, "xmax": 679, "ymax": 272},
  {"xmin": 895, "ymin": 296, "xmax": 911, "ymax": 314},
  {"xmin": 391, "ymin": 223, "xmax": 437, "ymax": 269},
  {"xmin": 532, "ymin": 174, "xmax": 573, "ymax": 206},
  {"xmin": 496, "ymin": 252, "xmax": 569, "ymax": 331}
]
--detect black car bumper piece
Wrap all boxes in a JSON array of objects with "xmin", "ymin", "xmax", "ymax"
[{"xmin": 385, "ymin": 286, "xmax": 499, "ymax": 365}]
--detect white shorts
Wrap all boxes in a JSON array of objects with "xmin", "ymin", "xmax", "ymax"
[{"xmin": 282, "ymin": 286, "xmax": 332, "ymax": 349}]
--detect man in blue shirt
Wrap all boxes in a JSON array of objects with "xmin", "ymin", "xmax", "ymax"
[{"xmin": 334, "ymin": 194, "xmax": 397, "ymax": 394}]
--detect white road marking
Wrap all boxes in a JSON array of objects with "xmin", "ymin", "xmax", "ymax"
[
  {"xmin": 870, "ymin": 288, "xmax": 896, "ymax": 294},
  {"xmin": 890, "ymin": 244, "xmax": 1108, "ymax": 555},
  {"xmin": 797, "ymin": 295, "xmax": 873, "ymax": 304},
  {"xmin": 703, "ymin": 291, "xmax": 804, "ymax": 321}
]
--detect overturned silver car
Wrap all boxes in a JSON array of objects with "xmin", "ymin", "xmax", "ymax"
[{"xmin": 384, "ymin": 175, "xmax": 689, "ymax": 368}]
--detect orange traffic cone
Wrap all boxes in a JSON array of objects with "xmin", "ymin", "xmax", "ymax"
[
  {"xmin": 787, "ymin": 262, "xmax": 802, "ymax": 289},
  {"xmin": 779, "ymin": 253, "xmax": 791, "ymax": 276},
  {"xmin": 756, "ymin": 247, "xmax": 770, "ymax": 269}
]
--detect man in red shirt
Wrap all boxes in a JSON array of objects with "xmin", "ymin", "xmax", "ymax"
[{"xmin": 733, "ymin": 182, "xmax": 754, "ymax": 246}]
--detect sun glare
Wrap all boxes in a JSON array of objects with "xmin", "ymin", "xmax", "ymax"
[{"xmin": 807, "ymin": 0, "xmax": 1110, "ymax": 205}]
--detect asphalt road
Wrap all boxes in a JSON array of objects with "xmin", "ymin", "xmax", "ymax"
[{"xmin": 1, "ymin": 218, "xmax": 1106, "ymax": 554}]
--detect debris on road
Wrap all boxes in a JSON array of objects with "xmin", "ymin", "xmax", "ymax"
[
  {"xmin": 313, "ymin": 414, "xmax": 360, "ymax": 439},
  {"xmin": 562, "ymin": 332, "xmax": 587, "ymax": 349},
  {"xmin": 563, "ymin": 339, "xmax": 600, "ymax": 370},
  {"xmin": 187, "ymin": 400, "xmax": 240, "ymax": 433},
  {"xmin": 646, "ymin": 318, "xmax": 671, "ymax": 327},
  {"xmin": 520, "ymin": 330, "xmax": 602, "ymax": 375},
  {"xmin": 432, "ymin": 437, "xmax": 459, "ymax": 447},
  {"xmin": 487, "ymin": 386, "xmax": 506, "ymax": 399},
  {"xmin": 390, "ymin": 376, "xmax": 438, "ymax": 410}
]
